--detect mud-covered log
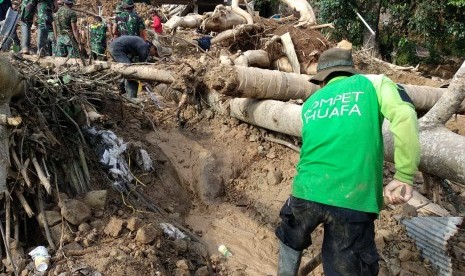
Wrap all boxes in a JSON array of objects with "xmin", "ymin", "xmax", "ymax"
[
  {"xmin": 210, "ymin": 24, "xmax": 261, "ymax": 45},
  {"xmin": 21, "ymin": 55, "xmax": 176, "ymax": 83},
  {"xmin": 233, "ymin": 50, "xmax": 270, "ymax": 68},
  {"xmin": 280, "ymin": 0, "xmax": 317, "ymax": 27},
  {"xmin": 230, "ymin": 98, "xmax": 465, "ymax": 185},
  {"xmin": 21, "ymin": 55, "xmax": 450, "ymax": 112},
  {"xmin": 230, "ymin": 98, "xmax": 302, "ymax": 137},
  {"xmin": 231, "ymin": 0, "xmax": 253, "ymax": 24},
  {"xmin": 164, "ymin": 14, "xmax": 205, "ymax": 32},
  {"xmin": 206, "ymin": 65, "xmax": 314, "ymax": 100},
  {"xmin": 202, "ymin": 5, "xmax": 248, "ymax": 32},
  {"xmin": 0, "ymin": 58, "xmax": 26, "ymax": 192}
]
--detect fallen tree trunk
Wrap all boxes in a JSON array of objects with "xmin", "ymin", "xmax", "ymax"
[
  {"xmin": 210, "ymin": 24, "xmax": 262, "ymax": 45},
  {"xmin": 205, "ymin": 65, "xmax": 313, "ymax": 100},
  {"xmin": 202, "ymin": 5, "xmax": 248, "ymax": 32},
  {"xmin": 230, "ymin": 61, "xmax": 465, "ymax": 185},
  {"xmin": 230, "ymin": 97, "xmax": 465, "ymax": 186},
  {"xmin": 231, "ymin": 0, "xmax": 253, "ymax": 24},
  {"xmin": 0, "ymin": 57, "xmax": 26, "ymax": 192},
  {"xmin": 164, "ymin": 14, "xmax": 205, "ymax": 32},
  {"xmin": 279, "ymin": 0, "xmax": 317, "ymax": 27},
  {"xmin": 233, "ymin": 50, "xmax": 270, "ymax": 68},
  {"xmin": 21, "ymin": 55, "xmax": 449, "ymax": 112}
]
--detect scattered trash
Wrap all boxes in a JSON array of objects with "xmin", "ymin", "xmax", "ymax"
[
  {"xmin": 218, "ymin": 244, "xmax": 233, "ymax": 258},
  {"xmin": 160, "ymin": 223, "xmax": 187, "ymax": 239},
  {"xmin": 29, "ymin": 246, "xmax": 51, "ymax": 272}
]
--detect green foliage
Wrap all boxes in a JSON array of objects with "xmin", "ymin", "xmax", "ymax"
[
  {"xmin": 314, "ymin": 0, "xmax": 465, "ymax": 63},
  {"xmin": 394, "ymin": 38, "xmax": 418, "ymax": 65},
  {"xmin": 313, "ymin": 0, "xmax": 364, "ymax": 45},
  {"xmin": 448, "ymin": 0, "xmax": 465, "ymax": 6}
]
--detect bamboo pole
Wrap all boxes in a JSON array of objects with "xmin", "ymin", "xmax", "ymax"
[
  {"xmin": 14, "ymin": 189, "xmax": 34, "ymax": 218},
  {"xmin": 11, "ymin": 151, "xmax": 31, "ymax": 187},
  {"xmin": 31, "ymin": 155, "xmax": 52, "ymax": 194},
  {"xmin": 37, "ymin": 186, "xmax": 56, "ymax": 250}
]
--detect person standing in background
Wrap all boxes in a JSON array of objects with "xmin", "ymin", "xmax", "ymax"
[
  {"xmin": 89, "ymin": 16, "xmax": 107, "ymax": 60},
  {"xmin": 150, "ymin": 8, "xmax": 162, "ymax": 37},
  {"xmin": 36, "ymin": 0, "xmax": 57, "ymax": 55},
  {"xmin": 19, "ymin": 0, "xmax": 36, "ymax": 54},
  {"xmin": 54, "ymin": 0, "xmax": 82, "ymax": 57},
  {"xmin": 112, "ymin": 0, "xmax": 146, "ymax": 40}
]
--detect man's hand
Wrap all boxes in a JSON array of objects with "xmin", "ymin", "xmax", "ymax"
[{"xmin": 383, "ymin": 179, "xmax": 413, "ymax": 204}]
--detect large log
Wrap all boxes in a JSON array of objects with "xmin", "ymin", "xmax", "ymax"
[
  {"xmin": 21, "ymin": 56, "xmax": 448, "ymax": 111},
  {"xmin": 0, "ymin": 57, "xmax": 26, "ymax": 192},
  {"xmin": 230, "ymin": 61, "xmax": 465, "ymax": 186},
  {"xmin": 279, "ymin": 0, "xmax": 317, "ymax": 27}
]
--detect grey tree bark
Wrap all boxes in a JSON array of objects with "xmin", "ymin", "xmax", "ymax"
[{"xmin": 0, "ymin": 58, "xmax": 26, "ymax": 193}]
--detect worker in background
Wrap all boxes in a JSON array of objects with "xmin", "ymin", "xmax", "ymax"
[
  {"xmin": 53, "ymin": 0, "xmax": 82, "ymax": 57},
  {"xmin": 108, "ymin": 35, "xmax": 171, "ymax": 100},
  {"xmin": 112, "ymin": 0, "xmax": 146, "ymax": 40},
  {"xmin": 19, "ymin": 0, "xmax": 36, "ymax": 54},
  {"xmin": 275, "ymin": 48, "xmax": 420, "ymax": 275},
  {"xmin": 150, "ymin": 8, "xmax": 162, "ymax": 38},
  {"xmin": 36, "ymin": 0, "xmax": 57, "ymax": 55},
  {"xmin": 0, "ymin": 0, "xmax": 21, "ymax": 49},
  {"xmin": 89, "ymin": 16, "xmax": 107, "ymax": 60}
]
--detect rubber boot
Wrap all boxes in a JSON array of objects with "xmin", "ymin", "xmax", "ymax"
[
  {"xmin": 278, "ymin": 241, "xmax": 302, "ymax": 276},
  {"xmin": 37, "ymin": 27, "xmax": 49, "ymax": 56},
  {"xmin": 21, "ymin": 22, "xmax": 32, "ymax": 54},
  {"xmin": 125, "ymin": 79, "xmax": 138, "ymax": 98}
]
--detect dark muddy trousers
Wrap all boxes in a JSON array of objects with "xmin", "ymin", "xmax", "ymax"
[
  {"xmin": 108, "ymin": 45, "xmax": 138, "ymax": 98},
  {"xmin": 276, "ymin": 196, "xmax": 379, "ymax": 276}
]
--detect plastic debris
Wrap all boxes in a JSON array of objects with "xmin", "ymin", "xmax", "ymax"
[
  {"xmin": 160, "ymin": 223, "xmax": 187, "ymax": 239},
  {"xmin": 218, "ymin": 244, "xmax": 233, "ymax": 258},
  {"xmin": 28, "ymin": 246, "xmax": 51, "ymax": 272}
]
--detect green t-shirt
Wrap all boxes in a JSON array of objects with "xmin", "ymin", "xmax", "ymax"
[{"xmin": 292, "ymin": 74, "xmax": 420, "ymax": 214}]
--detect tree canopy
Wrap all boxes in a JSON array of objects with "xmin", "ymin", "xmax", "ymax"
[{"xmin": 303, "ymin": 0, "xmax": 465, "ymax": 64}]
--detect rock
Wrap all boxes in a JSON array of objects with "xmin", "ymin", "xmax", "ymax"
[
  {"xmin": 399, "ymin": 271, "xmax": 413, "ymax": 276},
  {"xmin": 117, "ymin": 210, "xmax": 124, "ymax": 216},
  {"xmin": 135, "ymin": 225, "xmax": 161, "ymax": 244},
  {"xmin": 38, "ymin": 211, "xmax": 62, "ymax": 227},
  {"xmin": 174, "ymin": 268, "xmax": 190, "ymax": 276},
  {"xmin": 104, "ymin": 217, "xmax": 125, "ymax": 237},
  {"xmin": 389, "ymin": 264, "xmax": 401, "ymax": 276},
  {"xmin": 126, "ymin": 217, "xmax": 143, "ymax": 232},
  {"xmin": 20, "ymin": 268, "xmax": 28, "ymax": 276},
  {"xmin": 266, "ymin": 150, "xmax": 276, "ymax": 159},
  {"xmin": 61, "ymin": 199, "xmax": 91, "ymax": 225},
  {"xmin": 83, "ymin": 190, "xmax": 107, "ymax": 210},
  {"xmin": 266, "ymin": 169, "xmax": 283, "ymax": 185},
  {"xmin": 200, "ymin": 109, "xmax": 214, "ymax": 120},
  {"xmin": 377, "ymin": 229, "xmax": 392, "ymax": 242},
  {"xmin": 90, "ymin": 219, "xmax": 105, "ymax": 230},
  {"xmin": 174, "ymin": 239, "xmax": 188, "ymax": 253},
  {"xmin": 50, "ymin": 223, "xmax": 73, "ymax": 245},
  {"xmin": 62, "ymin": 242, "xmax": 83, "ymax": 254},
  {"xmin": 398, "ymin": 248, "xmax": 413, "ymax": 261},
  {"xmin": 93, "ymin": 210, "xmax": 104, "ymax": 218},
  {"xmin": 400, "ymin": 261, "xmax": 428, "ymax": 275},
  {"xmin": 78, "ymin": 223, "xmax": 91, "ymax": 232},
  {"xmin": 174, "ymin": 260, "xmax": 190, "ymax": 276},
  {"xmin": 194, "ymin": 266, "xmax": 209, "ymax": 276}
]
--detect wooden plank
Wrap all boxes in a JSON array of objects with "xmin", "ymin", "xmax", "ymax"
[
  {"xmin": 280, "ymin": 32, "xmax": 301, "ymax": 74},
  {"xmin": 408, "ymin": 190, "xmax": 450, "ymax": 217}
]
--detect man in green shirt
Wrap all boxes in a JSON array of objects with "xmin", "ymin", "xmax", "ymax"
[{"xmin": 275, "ymin": 48, "xmax": 420, "ymax": 275}]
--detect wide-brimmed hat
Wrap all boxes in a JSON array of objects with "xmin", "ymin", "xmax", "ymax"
[
  {"xmin": 310, "ymin": 48, "xmax": 359, "ymax": 84},
  {"xmin": 152, "ymin": 39, "xmax": 173, "ymax": 58},
  {"xmin": 122, "ymin": 0, "xmax": 134, "ymax": 9}
]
